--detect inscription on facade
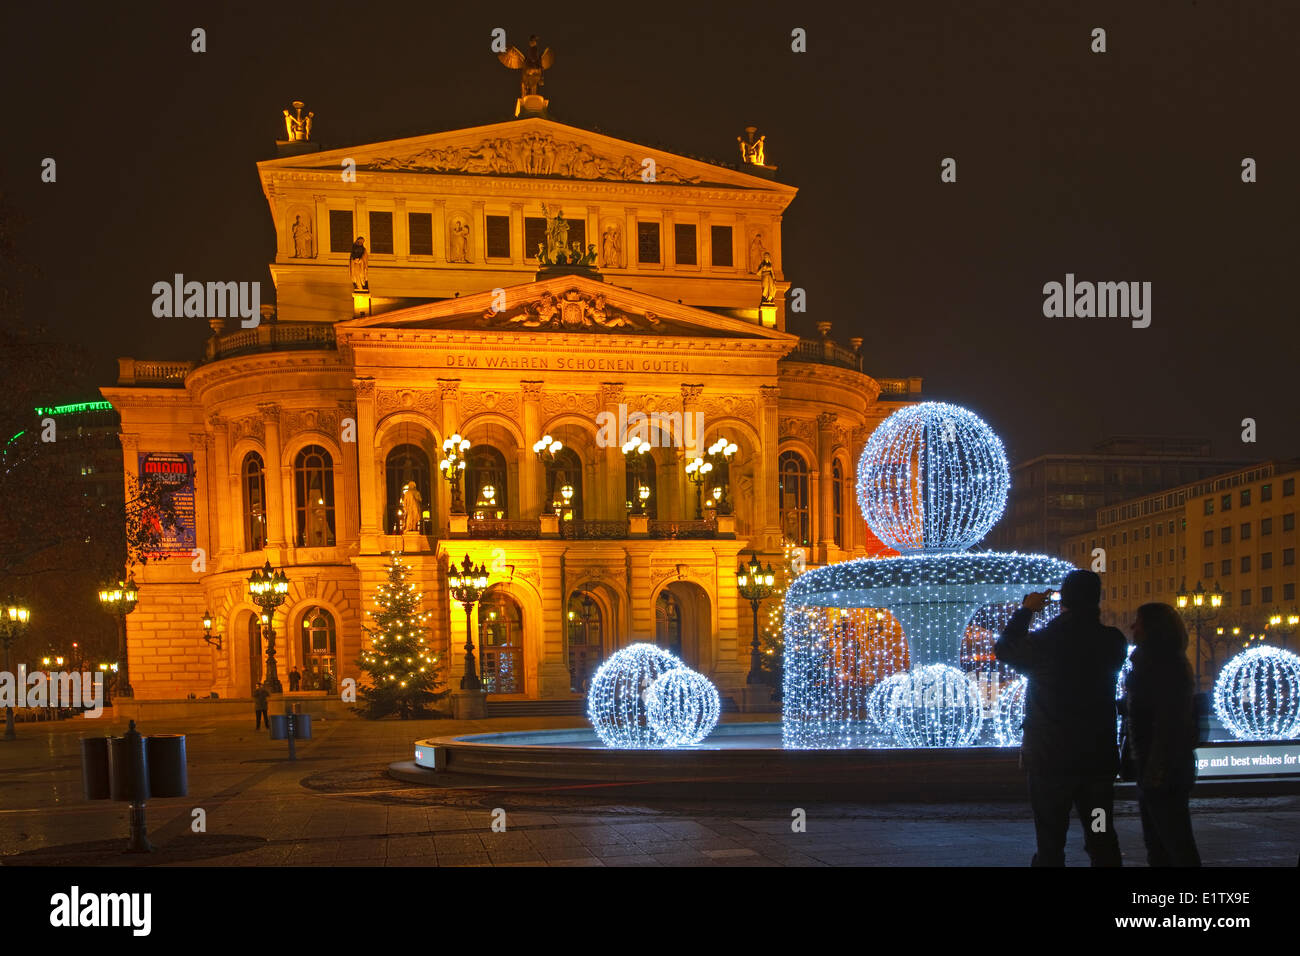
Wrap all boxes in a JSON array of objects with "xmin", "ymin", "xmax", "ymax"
[{"xmin": 442, "ymin": 353, "xmax": 690, "ymax": 373}]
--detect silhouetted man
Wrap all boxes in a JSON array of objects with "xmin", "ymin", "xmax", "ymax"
[{"xmin": 995, "ymin": 569, "xmax": 1127, "ymax": 866}]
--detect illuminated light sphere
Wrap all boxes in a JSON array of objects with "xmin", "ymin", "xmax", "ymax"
[
  {"xmin": 587, "ymin": 643, "xmax": 684, "ymax": 749},
  {"xmin": 867, "ymin": 672, "xmax": 910, "ymax": 734},
  {"xmin": 993, "ymin": 675, "xmax": 1027, "ymax": 747},
  {"xmin": 886, "ymin": 664, "xmax": 984, "ymax": 748},
  {"xmin": 1212, "ymin": 645, "xmax": 1300, "ymax": 741},
  {"xmin": 645, "ymin": 668, "xmax": 720, "ymax": 747},
  {"xmin": 856, "ymin": 402, "xmax": 1010, "ymax": 553}
]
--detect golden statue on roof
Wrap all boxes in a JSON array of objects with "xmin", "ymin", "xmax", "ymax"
[{"xmin": 498, "ymin": 35, "xmax": 555, "ymax": 116}]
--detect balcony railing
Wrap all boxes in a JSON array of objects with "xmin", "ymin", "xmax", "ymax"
[
  {"xmin": 649, "ymin": 518, "xmax": 717, "ymax": 539},
  {"xmin": 116, "ymin": 358, "xmax": 195, "ymax": 387},
  {"xmin": 466, "ymin": 518, "xmax": 542, "ymax": 538},
  {"xmin": 456, "ymin": 517, "xmax": 723, "ymax": 539},
  {"xmin": 566, "ymin": 519, "xmax": 629, "ymax": 539},
  {"xmin": 204, "ymin": 322, "xmax": 337, "ymax": 362},
  {"xmin": 786, "ymin": 338, "xmax": 863, "ymax": 371}
]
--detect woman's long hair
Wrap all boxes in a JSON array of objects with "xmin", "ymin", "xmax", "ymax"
[{"xmin": 1135, "ymin": 602, "xmax": 1189, "ymax": 657}]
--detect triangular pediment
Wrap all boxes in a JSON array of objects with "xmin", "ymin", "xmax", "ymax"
[
  {"xmin": 338, "ymin": 275, "xmax": 797, "ymax": 342},
  {"xmin": 259, "ymin": 117, "xmax": 794, "ymax": 193}
]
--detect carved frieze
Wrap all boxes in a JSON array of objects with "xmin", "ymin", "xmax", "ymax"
[
  {"xmin": 542, "ymin": 392, "xmax": 601, "ymax": 417},
  {"xmin": 376, "ymin": 389, "xmax": 439, "ymax": 415},
  {"xmin": 703, "ymin": 395, "xmax": 758, "ymax": 421},
  {"xmin": 460, "ymin": 390, "xmax": 520, "ymax": 418},
  {"xmin": 230, "ymin": 415, "xmax": 265, "ymax": 443},
  {"xmin": 779, "ymin": 417, "xmax": 816, "ymax": 443},
  {"xmin": 282, "ymin": 407, "xmax": 341, "ymax": 439},
  {"xmin": 481, "ymin": 287, "xmax": 663, "ymax": 333}
]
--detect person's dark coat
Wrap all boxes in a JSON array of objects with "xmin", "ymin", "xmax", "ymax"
[
  {"xmin": 995, "ymin": 607, "xmax": 1127, "ymax": 776},
  {"xmin": 1125, "ymin": 646, "xmax": 1198, "ymax": 790},
  {"xmin": 252, "ymin": 685, "xmax": 270, "ymax": 712}
]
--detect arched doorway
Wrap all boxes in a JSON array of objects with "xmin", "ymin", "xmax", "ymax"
[
  {"xmin": 655, "ymin": 581, "xmax": 712, "ymax": 670},
  {"xmin": 479, "ymin": 588, "xmax": 524, "ymax": 693},
  {"xmin": 300, "ymin": 606, "xmax": 338, "ymax": 687},
  {"xmin": 246, "ymin": 612, "xmax": 263, "ymax": 693},
  {"xmin": 566, "ymin": 590, "xmax": 604, "ymax": 693}
]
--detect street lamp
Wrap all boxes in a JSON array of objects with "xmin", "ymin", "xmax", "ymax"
[
  {"xmin": 1266, "ymin": 607, "xmax": 1299, "ymax": 650},
  {"xmin": 248, "ymin": 561, "xmax": 290, "ymax": 693},
  {"xmin": 1, "ymin": 597, "xmax": 31, "ymax": 741},
  {"xmin": 448, "ymin": 554, "xmax": 490, "ymax": 691},
  {"xmin": 1176, "ymin": 578, "xmax": 1224, "ymax": 690},
  {"xmin": 736, "ymin": 554, "xmax": 775, "ymax": 685},
  {"xmin": 622, "ymin": 438, "xmax": 651, "ymax": 515},
  {"xmin": 98, "ymin": 574, "xmax": 139, "ymax": 698},
  {"xmin": 201, "ymin": 610, "xmax": 222, "ymax": 650},
  {"xmin": 707, "ymin": 436, "xmax": 737, "ymax": 515},
  {"xmin": 684, "ymin": 457, "xmax": 713, "ymax": 519},
  {"xmin": 532, "ymin": 434, "xmax": 562, "ymax": 465},
  {"xmin": 440, "ymin": 433, "xmax": 471, "ymax": 515}
]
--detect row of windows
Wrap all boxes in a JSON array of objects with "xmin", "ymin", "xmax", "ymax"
[
  {"xmin": 1107, "ymin": 582, "xmax": 1297, "ymax": 603},
  {"xmin": 1202, "ymin": 513, "xmax": 1296, "ymax": 546},
  {"xmin": 326, "ymin": 209, "xmax": 739, "ymax": 267},
  {"xmin": 1203, "ymin": 479, "xmax": 1295, "ymax": 515},
  {"xmin": 1202, "ymin": 549, "xmax": 1295, "ymax": 577}
]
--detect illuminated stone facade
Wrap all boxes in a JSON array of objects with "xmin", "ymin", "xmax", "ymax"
[{"xmin": 105, "ymin": 112, "xmax": 921, "ymax": 704}]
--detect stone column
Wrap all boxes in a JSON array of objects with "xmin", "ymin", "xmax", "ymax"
[
  {"xmin": 759, "ymin": 386, "xmax": 781, "ymax": 548},
  {"xmin": 817, "ymin": 411, "xmax": 837, "ymax": 560},
  {"xmin": 600, "ymin": 383, "xmax": 625, "ymax": 519},
  {"xmin": 471, "ymin": 200, "xmax": 486, "ymax": 261},
  {"xmin": 190, "ymin": 431, "xmax": 214, "ymax": 568},
  {"xmin": 354, "ymin": 380, "xmax": 380, "ymax": 536},
  {"xmin": 509, "ymin": 202, "xmax": 524, "ymax": 262},
  {"xmin": 394, "ymin": 198, "xmax": 408, "ymax": 261},
  {"xmin": 257, "ymin": 403, "xmax": 288, "ymax": 551},
  {"xmin": 208, "ymin": 415, "xmax": 234, "ymax": 560},
  {"xmin": 336, "ymin": 398, "xmax": 359, "ymax": 545},
  {"xmin": 438, "ymin": 380, "xmax": 461, "ymax": 528},
  {"xmin": 521, "ymin": 381, "xmax": 543, "ymax": 518},
  {"xmin": 433, "ymin": 200, "xmax": 447, "ymax": 262},
  {"xmin": 623, "ymin": 208, "xmax": 637, "ymax": 270}
]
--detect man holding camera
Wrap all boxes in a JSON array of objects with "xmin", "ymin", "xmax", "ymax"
[{"xmin": 995, "ymin": 569, "xmax": 1128, "ymax": 866}]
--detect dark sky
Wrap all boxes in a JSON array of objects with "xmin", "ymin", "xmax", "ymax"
[{"xmin": 2, "ymin": 0, "xmax": 1296, "ymax": 465}]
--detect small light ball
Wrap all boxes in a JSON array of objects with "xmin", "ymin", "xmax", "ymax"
[
  {"xmin": 1213, "ymin": 645, "xmax": 1300, "ymax": 741},
  {"xmin": 887, "ymin": 664, "xmax": 984, "ymax": 748},
  {"xmin": 645, "ymin": 668, "xmax": 720, "ymax": 747},
  {"xmin": 587, "ymin": 643, "xmax": 684, "ymax": 749}
]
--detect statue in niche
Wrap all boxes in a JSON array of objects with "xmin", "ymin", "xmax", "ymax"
[
  {"xmin": 291, "ymin": 215, "xmax": 314, "ymax": 258},
  {"xmin": 601, "ymin": 225, "xmax": 621, "ymax": 269},
  {"xmin": 449, "ymin": 219, "xmax": 470, "ymax": 262},
  {"xmin": 748, "ymin": 232, "xmax": 768, "ymax": 274},
  {"xmin": 283, "ymin": 101, "xmax": 313, "ymax": 141},
  {"xmin": 497, "ymin": 35, "xmax": 555, "ymax": 98},
  {"xmin": 758, "ymin": 251, "xmax": 775, "ymax": 304},
  {"xmin": 400, "ymin": 482, "xmax": 423, "ymax": 532},
  {"xmin": 349, "ymin": 237, "xmax": 368, "ymax": 290}
]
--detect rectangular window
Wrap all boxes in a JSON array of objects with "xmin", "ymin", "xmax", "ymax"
[
  {"xmin": 637, "ymin": 221, "xmax": 661, "ymax": 263},
  {"xmin": 1144, "ymin": 581, "xmax": 1150, "ymax": 594},
  {"xmin": 567, "ymin": 219, "xmax": 586, "ymax": 255},
  {"xmin": 1262, "ymin": 483, "xmax": 1273, "ymax": 502},
  {"xmin": 1169, "ymin": 520, "xmax": 1175, "ymax": 533},
  {"xmin": 329, "ymin": 210, "xmax": 353, "ymax": 253},
  {"xmin": 1204, "ymin": 499, "xmax": 1214, "ymax": 515},
  {"xmin": 711, "ymin": 225, "xmax": 733, "ymax": 266},
  {"xmin": 1241, "ymin": 522, "xmax": 1252, "ymax": 541},
  {"xmin": 368, "ymin": 211, "xmax": 393, "ymax": 254},
  {"xmin": 1169, "ymin": 549, "xmax": 1175, "ymax": 561},
  {"xmin": 674, "ymin": 223, "xmax": 697, "ymax": 265},
  {"xmin": 1285, "ymin": 478, "xmax": 1295, "ymax": 496},
  {"xmin": 1156, "ymin": 551, "xmax": 1162, "ymax": 564},
  {"xmin": 1144, "ymin": 526, "xmax": 1150, "ymax": 539},
  {"xmin": 408, "ymin": 213, "xmax": 433, "ymax": 256},
  {"xmin": 1221, "ymin": 559, "xmax": 1232, "ymax": 576},
  {"xmin": 1203, "ymin": 530, "xmax": 1214, "ymax": 547},
  {"xmin": 1286, "ymin": 583, "xmax": 1296, "ymax": 601},
  {"xmin": 524, "ymin": 217, "xmax": 547, "ymax": 260},
  {"xmin": 1241, "ymin": 589, "xmax": 1251, "ymax": 606},
  {"xmin": 1262, "ymin": 585, "xmax": 1273, "ymax": 603},
  {"xmin": 1221, "ymin": 493, "xmax": 1232, "ymax": 512},
  {"xmin": 1144, "ymin": 553, "xmax": 1150, "ymax": 566},
  {"xmin": 1285, "ymin": 548, "xmax": 1296, "ymax": 566},
  {"xmin": 486, "ymin": 215, "xmax": 511, "ymax": 258},
  {"xmin": 1221, "ymin": 526, "xmax": 1232, "ymax": 544},
  {"xmin": 1285, "ymin": 513, "xmax": 1296, "ymax": 531},
  {"xmin": 1122, "ymin": 532, "xmax": 1128, "ymax": 544},
  {"xmin": 1203, "ymin": 562, "xmax": 1214, "ymax": 577},
  {"xmin": 1241, "ymin": 555, "xmax": 1251, "ymax": 573},
  {"xmin": 1156, "ymin": 523, "xmax": 1163, "ymax": 537},
  {"xmin": 1241, "ymin": 489, "xmax": 1251, "ymax": 507},
  {"xmin": 1262, "ymin": 552, "xmax": 1273, "ymax": 570},
  {"xmin": 1262, "ymin": 517, "xmax": 1273, "ymax": 535}
]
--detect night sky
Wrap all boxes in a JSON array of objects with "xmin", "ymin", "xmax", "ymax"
[{"xmin": 2, "ymin": 0, "xmax": 1296, "ymax": 465}]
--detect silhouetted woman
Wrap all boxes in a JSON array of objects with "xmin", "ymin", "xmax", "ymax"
[{"xmin": 1125, "ymin": 603, "xmax": 1202, "ymax": 866}]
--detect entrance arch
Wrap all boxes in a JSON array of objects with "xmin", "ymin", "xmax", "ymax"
[{"xmin": 654, "ymin": 581, "xmax": 712, "ymax": 671}]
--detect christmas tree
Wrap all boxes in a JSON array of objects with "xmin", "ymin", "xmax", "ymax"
[
  {"xmin": 355, "ymin": 551, "xmax": 447, "ymax": 719},
  {"xmin": 758, "ymin": 541, "xmax": 804, "ymax": 689}
]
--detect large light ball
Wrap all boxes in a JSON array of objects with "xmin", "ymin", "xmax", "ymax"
[
  {"xmin": 1213, "ymin": 645, "xmax": 1300, "ymax": 741},
  {"xmin": 587, "ymin": 643, "xmax": 684, "ymax": 748},
  {"xmin": 993, "ymin": 675, "xmax": 1027, "ymax": 747},
  {"xmin": 867, "ymin": 672, "xmax": 909, "ymax": 734},
  {"xmin": 887, "ymin": 664, "xmax": 984, "ymax": 747},
  {"xmin": 646, "ymin": 668, "xmax": 720, "ymax": 747},
  {"xmin": 857, "ymin": 402, "xmax": 1010, "ymax": 553}
]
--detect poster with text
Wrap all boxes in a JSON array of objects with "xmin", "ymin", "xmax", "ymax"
[{"xmin": 138, "ymin": 451, "xmax": 197, "ymax": 554}]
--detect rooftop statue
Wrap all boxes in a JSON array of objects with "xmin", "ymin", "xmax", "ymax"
[{"xmin": 498, "ymin": 35, "xmax": 554, "ymax": 99}]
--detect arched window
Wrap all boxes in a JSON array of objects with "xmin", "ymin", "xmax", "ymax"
[
  {"xmin": 655, "ymin": 590, "xmax": 682, "ymax": 658},
  {"xmin": 779, "ymin": 450, "xmax": 811, "ymax": 546},
  {"xmin": 566, "ymin": 590, "xmax": 603, "ymax": 692},
  {"xmin": 832, "ymin": 458, "xmax": 845, "ymax": 548},
  {"xmin": 242, "ymin": 451, "xmax": 267, "ymax": 551},
  {"xmin": 300, "ymin": 606, "xmax": 338, "ymax": 684},
  {"xmin": 466, "ymin": 445, "xmax": 508, "ymax": 519},
  {"xmin": 547, "ymin": 447, "xmax": 584, "ymax": 520},
  {"xmin": 479, "ymin": 589, "xmax": 523, "ymax": 693},
  {"xmin": 626, "ymin": 454, "xmax": 658, "ymax": 519},
  {"xmin": 386, "ymin": 443, "xmax": 431, "ymax": 533},
  {"xmin": 294, "ymin": 445, "xmax": 336, "ymax": 546}
]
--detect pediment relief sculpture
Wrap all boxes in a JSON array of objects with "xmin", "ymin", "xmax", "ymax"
[{"xmin": 481, "ymin": 288, "xmax": 664, "ymax": 333}]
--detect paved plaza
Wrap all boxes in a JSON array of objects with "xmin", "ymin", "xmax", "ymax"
[{"xmin": 1, "ymin": 712, "xmax": 1296, "ymax": 867}]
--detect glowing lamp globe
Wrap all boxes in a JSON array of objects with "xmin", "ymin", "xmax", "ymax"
[
  {"xmin": 587, "ymin": 643, "xmax": 684, "ymax": 748},
  {"xmin": 857, "ymin": 402, "xmax": 1009, "ymax": 553},
  {"xmin": 886, "ymin": 664, "xmax": 984, "ymax": 748},
  {"xmin": 993, "ymin": 675, "xmax": 1027, "ymax": 747},
  {"xmin": 645, "ymin": 668, "xmax": 721, "ymax": 747},
  {"xmin": 1212, "ymin": 646, "xmax": 1300, "ymax": 741}
]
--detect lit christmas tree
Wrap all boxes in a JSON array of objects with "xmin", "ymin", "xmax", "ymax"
[
  {"xmin": 758, "ymin": 541, "xmax": 803, "ymax": 688},
  {"xmin": 355, "ymin": 551, "xmax": 447, "ymax": 719}
]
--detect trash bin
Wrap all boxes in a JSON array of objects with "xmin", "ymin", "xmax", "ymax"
[
  {"xmin": 80, "ymin": 737, "xmax": 111, "ymax": 801},
  {"xmin": 292, "ymin": 713, "xmax": 313, "ymax": 739},
  {"xmin": 145, "ymin": 734, "xmax": 188, "ymax": 798},
  {"xmin": 269, "ymin": 714, "xmax": 289, "ymax": 740},
  {"xmin": 107, "ymin": 729, "xmax": 150, "ymax": 802}
]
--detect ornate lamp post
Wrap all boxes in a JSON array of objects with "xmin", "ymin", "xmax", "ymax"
[
  {"xmin": 1266, "ymin": 607, "xmax": 1299, "ymax": 650},
  {"xmin": 736, "ymin": 554, "xmax": 775, "ymax": 684},
  {"xmin": 684, "ymin": 457, "xmax": 713, "ymax": 519},
  {"xmin": 448, "ymin": 554, "xmax": 490, "ymax": 690},
  {"xmin": 201, "ymin": 610, "xmax": 222, "ymax": 650},
  {"xmin": 707, "ymin": 436, "xmax": 737, "ymax": 515},
  {"xmin": 248, "ymin": 561, "xmax": 290, "ymax": 693},
  {"xmin": 533, "ymin": 434, "xmax": 562, "ymax": 465},
  {"xmin": 2, "ymin": 597, "xmax": 31, "ymax": 740},
  {"xmin": 98, "ymin": 574, "xmax": 139, "ymax": 698},
  {"xmin": 622, "ymin": 438, "xmax": 651, "ymax": 515},
  {"xmin": 1176, "ymin": 578, "xmax": 1224, "ymax": 691},
  {"xmin": 440, "ymin": 434, "xmax": 471, "ymax": 515}
]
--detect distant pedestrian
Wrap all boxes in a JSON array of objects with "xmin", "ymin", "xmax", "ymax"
[
  {"xmin": 253, "ymin": 683, "xmax": 270, "ymax": 730},
  {"xmin": 995, "ymin": 569, "xmax": 1128, "ymax": 866},
  {"xmin": 288, "ymin": 668, "xmax": 301, "ymax": 692},
  {"xmin": 1125, "ymin": 603, "xmax": 1201, "ymax": 866},
  {"xmin": 301, "ymin": 668, "xmax": 316, "ymax": 691}
]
